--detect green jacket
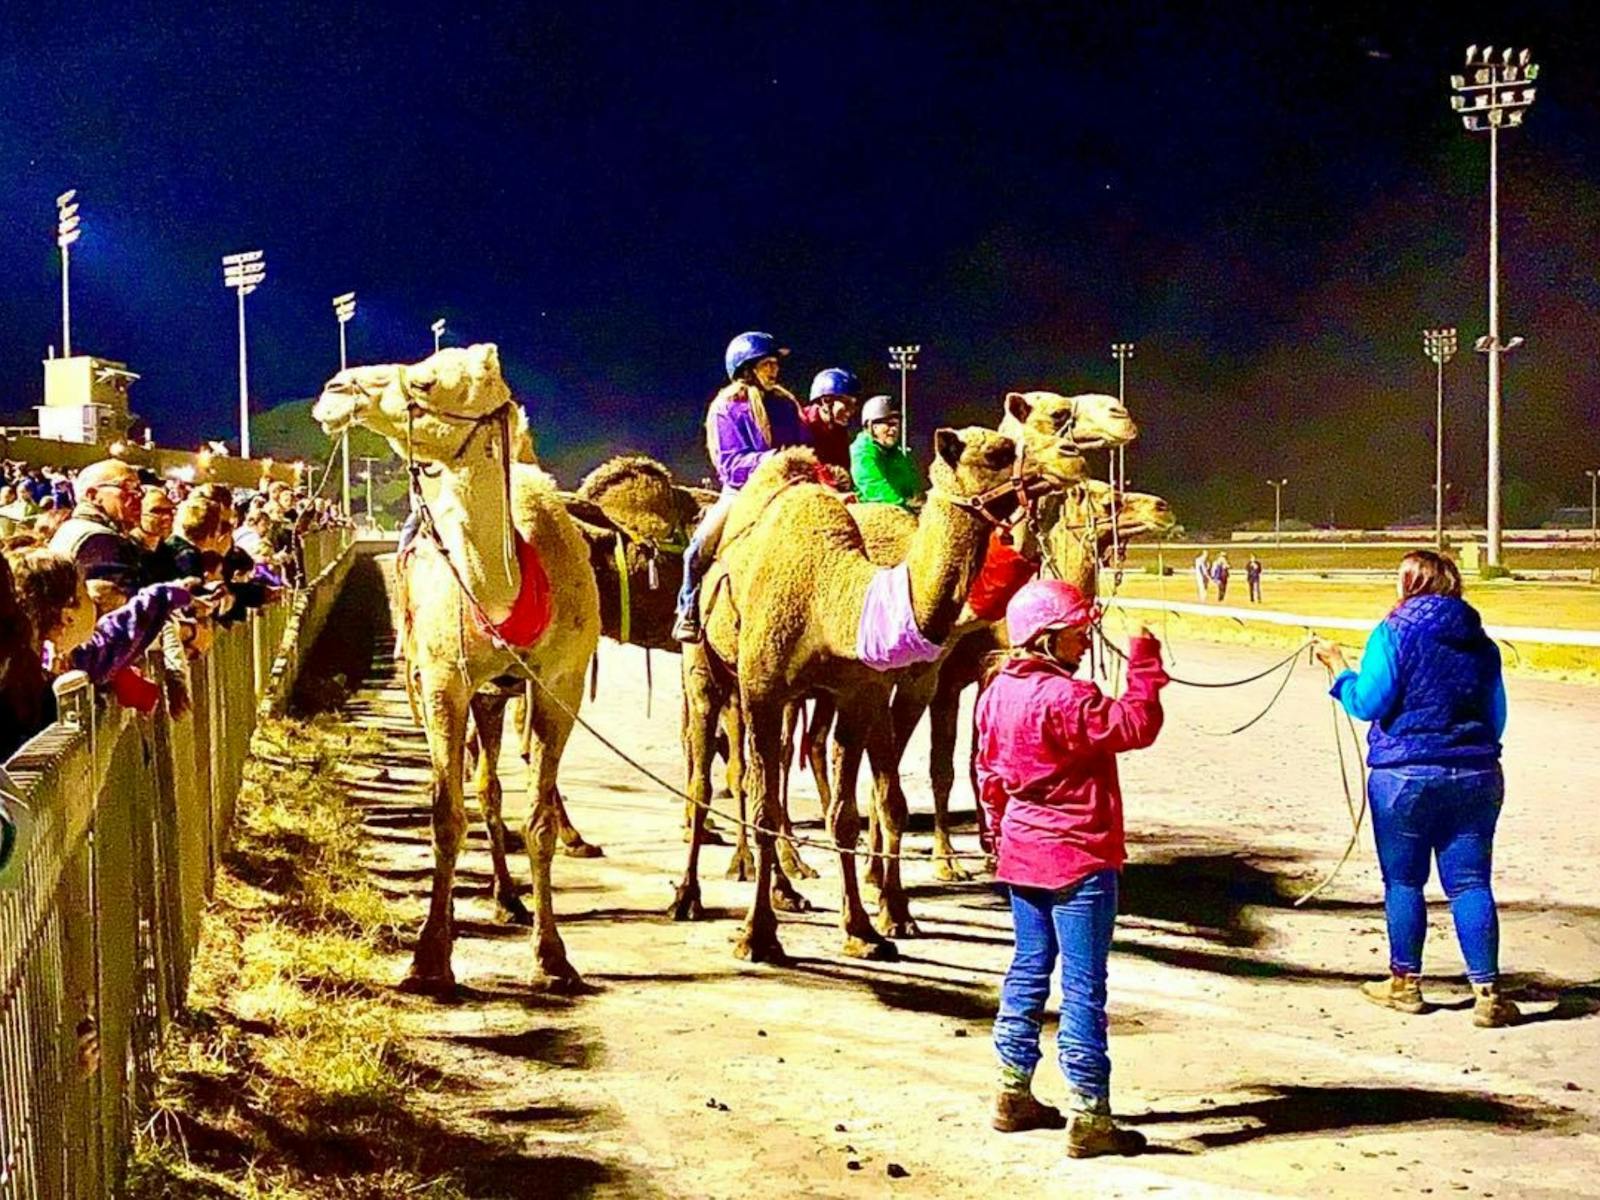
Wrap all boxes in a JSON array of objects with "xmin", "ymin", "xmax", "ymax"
[{"xmin": 850, "ymin": 430, "xmax": 923, "ymax": 508}]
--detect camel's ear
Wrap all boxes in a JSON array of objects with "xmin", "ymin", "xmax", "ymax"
[
  {"xmin": 1005, "ymin": 392, "xmax": 1032, "ymax": 423},
  {"xmin": 934, "ymin": 428, "xmax": 965, "ymax": 469},
  {"xmin": 470, "ymin": 343, "xmax": 501, "ymax": 377}
]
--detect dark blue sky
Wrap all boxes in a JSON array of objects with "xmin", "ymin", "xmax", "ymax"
[{"xmin": 2, "ymin": 1, "xmax": 1596, "ymax": 524}]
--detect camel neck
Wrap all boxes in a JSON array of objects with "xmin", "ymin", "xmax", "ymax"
[
  {"xmin": 903, "ymin": 493, "xmax": 991, "ymax": 643},
  {"xmin": 426, "ymin": 444, "xmax": 521, "ymax": 623}
]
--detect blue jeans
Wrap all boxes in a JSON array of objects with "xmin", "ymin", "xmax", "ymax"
[
  {"xmin": 994, "ymin": 870, "xmax": 1119, "ymax": 1102},
  {"xmin": 674, "ymin": 491, "xmax": 734, "ymax": 624},
  {"xmin": 1368, "ymin": 763, "xmax": 1504, "ymax": 984}
]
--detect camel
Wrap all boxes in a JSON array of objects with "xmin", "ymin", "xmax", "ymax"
[
  {"xmin": 674, "ymin": 428, "xmax": 1048, "ymax": 964},
  {"xmin": 312, "ymin": 344, "xmax": 601, "ymax": 994}
]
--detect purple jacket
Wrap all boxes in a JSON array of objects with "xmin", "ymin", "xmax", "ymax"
[
  {"xmin": 68, "ymin": 583, "xmax": 192, "ymax": 684},
  {"xmin": 705, "ymin": 382, "xmax": 810, "ymax": 491}
]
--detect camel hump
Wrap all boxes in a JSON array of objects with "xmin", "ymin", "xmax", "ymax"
[
  {"xmin": 576, "ymin": 454, "xmax": 684, "ymax": 544},
  {"xmin": 745, "ymin": 446, "xmax": 821, "ymax": 495}
]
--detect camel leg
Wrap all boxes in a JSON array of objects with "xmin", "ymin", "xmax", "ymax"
[
  {"xmin": 733, "ymin": 694, "xmax": 786, "ymax": 965},
  {"xmin": 869, "ymin": 709, "xmax": 920, "ymax": 939},
  {"xmin": 723, "ymin": 698, "xmax": 756, "ymax": 881},
  {"xmin": 829, "ymin": 697, "xmax": 896, "ymax": 961},
  {"xmin": 554, "ymin": 789, "xmax": 604, "ymax": 858},
  {"xmin": 403, "ymin": 670, "xmax": 471, "ymax": 996},
  {"xmin": 672, "ymin": 644, "xmax": 725, "ymax": 921},
  {"xmin": 521, "ymin": 672, "xmax": 585, "ymax": 993},
  {"xmin": 777, "ymin": 699, "xmax": 821, "ymax": 881},
  {"xmin": 469, "ymin": 692, "xmax": 531, "ymax": 926},
  {"xmin": 926, "ymin": 678, "xmax": 972, "ymax": 883}
]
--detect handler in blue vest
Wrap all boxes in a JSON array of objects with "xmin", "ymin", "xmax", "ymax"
[{"xmin": 1312, "ymin": 550, "xmax": 1518, "ymax": 1028}]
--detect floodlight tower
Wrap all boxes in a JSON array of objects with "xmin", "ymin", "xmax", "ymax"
[
  {"xmin": 56, "ymin": 190, "xmax": 82, "ymax": 357},
  {"xmin": 431, "ymin": 317, "xmax": 447, "ymax": 353},
  {"xmin": 333, "ymin": 292, "xmax": 357, "ymax": 516},
  {"xmin": 1267, "ymin": 478, "xmax": 1288, "ymax": 547},
  {"xmin": 887, "ymin": 344, "xmax": 920, "ymax": 450},
  {"xmin": 1423, "ymin": 327, "xmax": 1458, "ymax": 550},
  {"xmin": 358, "ymin": 455, "xmax": 381, "ymax": 528},
  {"xmin": 1451, "ymin": 45, "xmax": 1538, "ymax": 567},
  {"xmin": 1112, "ymin": 341, "xmax": 1134, "ymax": 490},
  {"xmin": 222, "ymin": 250, "xmax": 267, "ymax": 459},
  {"xmin": 1586, "ymin": 469, "xmax": 1599, "ymax": 550}
]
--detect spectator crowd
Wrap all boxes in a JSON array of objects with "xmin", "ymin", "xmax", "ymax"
[{"xmin": 1, "ymin": 456, "xmax": 349, "ymax": 765}]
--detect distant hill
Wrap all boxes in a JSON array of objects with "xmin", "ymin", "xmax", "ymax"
[{"xmin": 251, "ymin": 397, "xmax": 394, "ymax": 469}]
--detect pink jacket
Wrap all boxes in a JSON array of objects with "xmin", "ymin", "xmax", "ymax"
[{"xmin": 975, "ymin": 635, "xmax": 1168, "ymax": 891}]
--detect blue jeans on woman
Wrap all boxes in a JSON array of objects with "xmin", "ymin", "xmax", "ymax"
[
  {"xmin": 994, "ymin": 869, "xmax": 1119, "ymax": 1104},
  {"xmin": 1368, "ymin": 763, "xmax": 1504, "ymax": 984}
]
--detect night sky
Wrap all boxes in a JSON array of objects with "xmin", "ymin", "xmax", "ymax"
[{"xmin": 3, "ymin": 1, "xmax": 1597, "ymax": 527}]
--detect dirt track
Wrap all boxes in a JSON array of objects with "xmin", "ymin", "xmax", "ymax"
[{"xmin": 333, "ymin": 580, "xmax": 1600, "ymax": 1199}]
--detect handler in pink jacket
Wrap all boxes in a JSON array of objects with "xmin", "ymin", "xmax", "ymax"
[{"xmin": 976, "ymin": 579, "xmax": 1168, "ymax": 1159}]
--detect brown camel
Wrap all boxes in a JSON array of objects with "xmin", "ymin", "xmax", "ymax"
[
  {"xmin": 313, "ymin": 344, "xmax": 601, "ymax": 994},
  {"xmin": 675, "ymin": 429, "xmax": 1037, "ymax": 963}
]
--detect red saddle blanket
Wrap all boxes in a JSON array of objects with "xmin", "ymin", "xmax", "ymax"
[
  {"xmin": 967, "ymin": 529, "xmax": 1040, "ymax": 622},
  {"xmin": 473, "ymin": 534, "xmax": 554, "ymax": 647}
]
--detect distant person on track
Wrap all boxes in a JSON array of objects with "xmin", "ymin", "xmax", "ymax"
[
  {"xmin": 1313, "ymin": 550, "xmax": 1518, "ymax": 1028},
  {"xmin": 1193, "ymin": 549, "xmax": 1209, "ymax": 601},
  {"xmin": 1210, "ymin": 552, "xmax": 1230, "ymax": 602},
  {"xmin": 1246, "ymin": 553, "xmax": 1263, "ymax": 603},
  {"xmin": 977, "ymin": 579, "xmax": 1168, "ymax": 1158},
  {"xmin": 672, "ymin": 331, "xmax": 809, "ymax": 643}
]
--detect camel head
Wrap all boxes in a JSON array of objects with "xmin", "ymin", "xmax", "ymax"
[
  {"xmin": 1040, "ymin": 480, "xmax": 1177, "ymax": 587},
  {"xmin": 929, "ymin": 427, "xmax": 1019, "ymax": 500},
  {"xmin": 577, "ymin": 455, "xmax": 685, "ymax": 545},
  {"xmin": 312, "ymin": 343, "xmax": 513, "ymax": 464},
  {"xmin": 999, "ymin": 391, "xmax": 1137, "ymax": 487}
]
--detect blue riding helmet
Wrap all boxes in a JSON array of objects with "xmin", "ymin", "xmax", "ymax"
[
  {"xmin": 809, "ymin": 367, "xmax": 860, "ymax": 402},
  {"xmin": 724, "ymin": 331, "xmax": 788, "ymax": 381}
]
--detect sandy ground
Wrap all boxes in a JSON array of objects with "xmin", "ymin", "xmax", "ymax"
[{"xmin": 331, "ymin": 582, "xmax": 1600, "ymax": 1199}]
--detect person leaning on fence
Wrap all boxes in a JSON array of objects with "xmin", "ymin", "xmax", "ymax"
[
  {"xmin": 977, "ymin": 579, "xmax": 1168, "ymax": 1159},
  {"xmin": 1313, "ymin": 550, "xmax": 1520, "ymax": 1029},
  {"xmin": 47, "ymin": 459, "xmax": 150, "ymax": 599}
]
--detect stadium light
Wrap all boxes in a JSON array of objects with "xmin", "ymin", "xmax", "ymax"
[
  {"xmin": 431, "ymin": 317, "xmax": 447, "ymax": 353},
  {"xmin": 1586, "ymin": 469, "xmax": 1599, "ymax": 550},
  {"xmin": 332, "ymin": 291, "xmax": 357, "ymax": 516},
  {"xmin": 222, "ymin": 250, "xmax": 267, "ymax": 458},
  {"xmin": 1423, "ymin": 328, "xmax": 1458, "ymax": 550},
  {"xmin": 1111, "ymin": 341, "xmax": 1135, "ymax": 491},
  {"xmin": 1450, "ymin": 44, "xmax": 1539, "ymax": 567},
  {"xmin": 1266, "ymin": 478, "xmax": 1288, "ymax": 547},
  {"xmin": 56, "ymin": 190, "xmax": 82, "ymax": 357},
  {"xmin": 887, "ymin": 344, "xmax": 920, "ymax": 450}
]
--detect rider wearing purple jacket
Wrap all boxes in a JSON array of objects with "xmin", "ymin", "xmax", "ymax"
[{"xmin": 672, "ymin": 332, "xmax": 809, "ymax": 642}]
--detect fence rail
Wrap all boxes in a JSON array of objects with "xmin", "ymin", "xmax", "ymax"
[{"xmin": 0, "ymin": 531, "xmax": 355, "ymax": 1198}]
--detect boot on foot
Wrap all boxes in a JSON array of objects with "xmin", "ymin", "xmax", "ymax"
[
  {"xmin": 1067, "ymin": 1111, "xmax": 1147, "ymax": 1159},
  {"xmin": 992, "ymin": 1089, "xmax": 1066, "ymax": 1133},
  {"xmin": 1472, "ymin": 982, "xmax": 1521, "ymax": 1028},
  {"xmin": 1360, "ymin": 972, "xmax": 1429, "ymax": 1014}
]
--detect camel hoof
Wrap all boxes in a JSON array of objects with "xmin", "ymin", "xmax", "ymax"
[
  {"xmin": 733, "ymin": 930, "xmax": 787, "ymax": 965},
  {"xmin": 530, "ymin": 970, "xmax": 590, "ymax": 996},
  {"xmin": 724, "ymin": 849, "xmax": 755, "ymax": 882},
  {"xmin": 779, "ymin": 847, "xmax": 821, "ymax": 880},
  {"xmin": 874, "ymin": 912, "xmax": 921, "ymax": 940},
  {"xmin": 561, "ymin": 840, "xmax": 605, "ymax": 859},
  {"xmin": 397, "ymin": 969, "xmax": 457, "ymax": 998},
  {"xmin": 669, "ymin": 884, "xmax": 705, "ymax": 922},
  {"xmin": 495, "ymin": 896, "xmax": 534, "ymax": 927},
  {"xmin": 933, "ymin": 860, "xmax": 973, "ymax": 884},
  {"xmin": 770, "ymin": 885, "xmax": 813, "ymax": 914},
  {"xmin": 686, "ymin": 826, "xmax": 729, "ymax": 847},
  {"xmin": 842, "ymin": 934, "xmax": 899, "ymax": 961}
]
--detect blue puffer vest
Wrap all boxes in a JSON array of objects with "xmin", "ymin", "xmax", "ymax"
[{"xmin": 1368, "ymin": 595, "xmax": 1502, "ymax": 768}]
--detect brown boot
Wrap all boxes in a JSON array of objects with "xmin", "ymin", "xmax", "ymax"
[
  {"xmin": 1360, "ymin": 973, "xmax": 1429, "ymax": 1014},
  {"xmin": 1067, "ymin": 1110, "xmax": 1147, "ymax": 1159},
  {"xmin": 993, "ymin": 1089, "xmax": 1066, "ymax": 1133},
  {"xmin": 1472, "ymin": 982, "xmax": 1521, "ymax": 1028}
]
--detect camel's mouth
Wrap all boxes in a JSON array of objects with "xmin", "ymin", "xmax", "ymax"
[{"xmin": 311, "ymin": 387, "xmax": 360, "ymax": 436}]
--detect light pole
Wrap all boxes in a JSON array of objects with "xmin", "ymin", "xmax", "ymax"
[
  {"xmin": 222, "ymin": 250, "xmax": 266, "ymax": 459},
  {"xmin": 887, "ymin": 344, "xmax": 920, "ymax": 450},
  {"xmin": 358, "ymin": 456, "xmax": 381, "ymax": 528},
  {"xmin": 56, "ymin": 190, "xmax": 82, "ymax": 357},
  {"xmin": 1423, "ymin": 327, "xmax": 1458, "ymax": 550},
  {"xmin": 1267, "ymin": 478, "xmax": 1287, "ymax": 547},
  {"xmin": 1451, "ymin": 45, "xmax": 1538, "ymax": 568},
  {"xmin": 1586, "ymin": 469, "xmax": 1599, "ymax": 550},
  {"xmin": 333, "ymin": 292, "xmax": 357, "ymax": 517},
  {"xmin": 431, "ymin": 317, "xmax": 446, "ymax": 354},
  {"xmin": 1112, "ymin": 341, "xmax": 1134, "ymax": 490}
]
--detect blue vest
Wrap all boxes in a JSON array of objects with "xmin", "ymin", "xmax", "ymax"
[{"xmin": 1367, "ymin": 595, "xmax": 1501, "ymax": 768}]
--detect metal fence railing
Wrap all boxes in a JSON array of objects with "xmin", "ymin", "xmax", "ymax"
[{"xmin": 0, "ymin": 530, "xmax": 355, "ymax": 1198}]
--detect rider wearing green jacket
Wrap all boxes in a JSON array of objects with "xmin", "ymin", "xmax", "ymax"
[{"xmin": 850, "ymin": 395, "xmax": 923, "ymax": 509}]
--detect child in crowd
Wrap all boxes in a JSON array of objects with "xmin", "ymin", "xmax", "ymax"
[{"xmin": 976, "ymin": 579, "xmax": 1168, "ymax": 1158}]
